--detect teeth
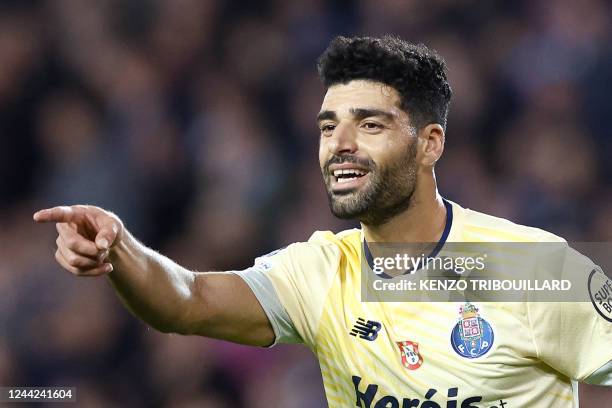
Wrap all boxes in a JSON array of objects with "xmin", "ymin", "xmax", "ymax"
[
  {"xmin": 333, "ymin": 169, "xmax": 367, "ymax": 177},
  {"xmin": 338, "ymin": 177, "xmax": 358, "ymax": 183}
]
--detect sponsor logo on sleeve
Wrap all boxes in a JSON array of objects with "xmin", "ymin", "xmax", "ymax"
[
  {"xmin": 252, "ymin": 257, "xmax": 274, "ymax": 272},
  {"xmin": 250, "ymin": 246, "xmax": 289, "ymax": 272},
  {"xmin": 588, "ymin": 267, "xmax": 612, "ymax": 322}
]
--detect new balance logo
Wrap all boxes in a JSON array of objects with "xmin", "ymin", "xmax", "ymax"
[{"xmin": 350, "ymin": 318, "xmax": 382, "ymax": 341}]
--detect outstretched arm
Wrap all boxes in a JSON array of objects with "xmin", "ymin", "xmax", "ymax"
[{"xmin": 33, "ymin": 205, "xmax": 275, "ymax": 346}]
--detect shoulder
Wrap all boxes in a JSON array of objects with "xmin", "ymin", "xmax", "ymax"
[
  {"xmin": 256, "ymin": 228, "xmax": 361, "ymax": 272},
  {"xmin": 278, "ymin": 228, "xmax": 362, "ymax": 269},
  {"xmin": 308, "ymin": 228, "xmax": 361, "ymax": 246},
  {"xmin": 307, "ymin": 228, "xmax": 362, "ymax": 259},
  {"xmin": 451, "ymin": 200, "xmax": 598, "ymax": 274}
]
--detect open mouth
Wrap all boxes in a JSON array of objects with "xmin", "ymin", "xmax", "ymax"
[
  {"xmin": 330, "ymin": 167, "xmax": 370, "ymax": 192},
  {"xmin": 333, "ymin": 168, "xmax": 368, "ymax": 184}
]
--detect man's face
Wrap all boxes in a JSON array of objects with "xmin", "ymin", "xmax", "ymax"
[{"xmin": 318, "ymin": 80, "xmax": 419, "ymax": 226}]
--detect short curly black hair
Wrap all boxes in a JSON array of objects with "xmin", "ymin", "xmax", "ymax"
[{"xmin": 317, "ymin": 35, "xmax": 452, "ymax": 130}]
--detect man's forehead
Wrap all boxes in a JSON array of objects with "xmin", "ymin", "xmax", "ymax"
[{"xmin": 320, "ymin": 80, "xmax": 402, "ymax": 113}]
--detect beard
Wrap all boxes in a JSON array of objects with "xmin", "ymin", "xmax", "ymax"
[{"xmin": 322, "ymin": 142, "xmax": 418, "ymax": 227}]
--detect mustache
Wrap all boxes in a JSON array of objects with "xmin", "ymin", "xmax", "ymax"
[{"xmin": 323, "ymin": 154, "xmax": 375, "ymax": 175}]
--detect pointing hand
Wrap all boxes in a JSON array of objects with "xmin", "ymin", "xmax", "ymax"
[{"xmin": 33, "ymin": 205, "xmax": 124, "ymax": 276}]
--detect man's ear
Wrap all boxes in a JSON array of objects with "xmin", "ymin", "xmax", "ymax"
[{"xmin": 418, "ymin": 124, "xmax": 445, "ymax": 166}]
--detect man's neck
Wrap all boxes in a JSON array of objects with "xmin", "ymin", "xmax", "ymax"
[{"xmin": 362, "ymin": 190, "xmax": 447, "ymax": 244}]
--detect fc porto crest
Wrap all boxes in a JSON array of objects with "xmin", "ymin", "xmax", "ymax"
[
  {"xmin": 397, "ymin": 341, "xmax": 423, "ymax": 370},
  {"xmin": 450, "ymin": 303, "xmax": 494, "ymax": 359}
]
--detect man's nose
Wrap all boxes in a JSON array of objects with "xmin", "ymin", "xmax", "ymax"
[{"xmin": 328, "ymin": 123, "xmax": 358, "ymax": 155}]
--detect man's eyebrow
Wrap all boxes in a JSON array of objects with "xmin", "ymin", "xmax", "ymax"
[
  {"xmin": 349, "ymin": 108, "xmax": 395, "ymax": 121},
  {"xmin": 317, "ymin": 110, "xmax": 337, "ymax": 123},
  {"xmin": 316, "ymin": 108, "xmax": 396, "ymax": 123}
]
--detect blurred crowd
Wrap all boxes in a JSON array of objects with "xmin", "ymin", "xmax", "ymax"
[{"xmin": 1, "ymin": 0, "xmax": 611, "ymax": 406}]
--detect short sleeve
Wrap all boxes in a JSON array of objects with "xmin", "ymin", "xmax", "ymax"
[
  {"xmin": 528, "ymin": 252, "xmax": 612, "ymax": 382},
  {"xmin": 233, "ymin": 236, "xmax": 341, "ymax": 348},
  {"xmin": 528, "ymin": 300, "xmax": 612, "ymax": 381}
]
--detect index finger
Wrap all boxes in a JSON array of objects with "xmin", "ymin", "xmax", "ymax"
[{"xmin": 33, "ymin": 206, "xmax": 81, "ymax": 223}]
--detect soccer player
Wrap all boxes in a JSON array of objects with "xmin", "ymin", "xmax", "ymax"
[{"xmin": 34, "ymin": 36, "xmax": 611, "ymax": 407}]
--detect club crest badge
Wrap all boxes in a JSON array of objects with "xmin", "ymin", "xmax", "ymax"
[
  {"xmin": 450, "ymin": 303, "xmax": 494, "ymax": 359},
  {"xmin": 397, "ymin": 341, "xmax": 423, "ymax": 370}
]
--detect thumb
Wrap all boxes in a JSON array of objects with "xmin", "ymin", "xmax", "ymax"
[{"xmin": 95, "ymin": 222, "xmax": 119, "ymax": 250}]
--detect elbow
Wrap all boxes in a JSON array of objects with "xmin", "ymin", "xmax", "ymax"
[
  {"xmin": 145, "ymin": 295, "xmax": 200, "ymax": 335},
  {"xmin": 160, "ymin": 316, "xmax": 200, "ymax": 335},
  {"xmin": 176, "ymin": 277, "xmax": 222, "ymax": 336},
  {"xmin": 157, "ymin": 275, "xmax": 217, "ymax": 336},
  {"xmin": 149, "ymin": 313, "xmax": 201, "ymax": 335},
  {"xmin": 147, "ymin": 271, "xmax": 221, "ymax": 337},
  {"xmin": 159, "ymin": 270, "xmax": 203, "ymax": 335},
  {"xmin": 151, "ymin": 315, "xmax": 211, "ymax": 337},
  {"xmin": 154, "ymin": 322, "xmax": 180, "ymax": 334},
  {"xmin": 144, "ymin": 314, "xmax": 185, "ymax": 335}
]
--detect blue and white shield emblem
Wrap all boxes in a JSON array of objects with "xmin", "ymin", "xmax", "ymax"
[{"xmin": 450, "ymin": 303, "xmax": 494, "ymax": 359}]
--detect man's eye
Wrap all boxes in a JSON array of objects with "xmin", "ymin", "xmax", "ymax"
[
  {"xmin": 363, "ymin": 122, "xmax": 382, "ymax": 130},
  {"xmin": 321, "ymin": 124, "xmax": 336, "ymax": 133}
]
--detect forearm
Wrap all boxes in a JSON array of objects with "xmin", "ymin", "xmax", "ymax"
[{"xmin": 106, "ymin": 231, "xmax": 195, "ymax": 333}]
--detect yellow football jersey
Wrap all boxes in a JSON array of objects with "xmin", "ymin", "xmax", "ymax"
[{"xmin": 234, "ymin": 200, "xmax": 612, "ymax": 407}]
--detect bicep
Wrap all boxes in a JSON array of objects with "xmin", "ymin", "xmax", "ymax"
[
  {"xmin": 184, "ymin": 272, "xmax": 275, "ymax": 346},
  {"xmin": 181, "ymin": 240, "xmax": 335, "ymax": 347}
]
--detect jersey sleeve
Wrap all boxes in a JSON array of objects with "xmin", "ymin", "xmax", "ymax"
[
  {"xmin": 528, "ymin": 247, "xmax": 612, "ymax": 383},
  {"xmin": 232, "ymin": 234, "xmax": 341, "ymax": 348},
  {"xmin": 584, "ymin": 360, "xmax": 612, "ymax": 386}
]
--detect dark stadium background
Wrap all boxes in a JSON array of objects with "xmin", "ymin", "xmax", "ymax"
[{"xmin": 1, "ymin": 0, "xmax": 611, "ymax": 406}]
